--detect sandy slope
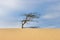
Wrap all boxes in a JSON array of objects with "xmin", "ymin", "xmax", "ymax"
[{"xmin": 0, "ymin": 28, "xmax": 60, "ymax": 40}]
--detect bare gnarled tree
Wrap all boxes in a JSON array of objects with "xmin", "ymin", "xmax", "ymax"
[{"xmin": 21, "ymin": 13, "xmax": 40, "ymax": 29}]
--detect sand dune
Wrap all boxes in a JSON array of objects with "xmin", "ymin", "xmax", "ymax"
[{"xmin": 0, "ymin": 28, "xmax": 60, "ymax": 40}]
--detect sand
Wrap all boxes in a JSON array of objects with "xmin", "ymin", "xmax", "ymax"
[{"xmin": 0, "ymin": 28, "xmax": 60, "ymax": 40}]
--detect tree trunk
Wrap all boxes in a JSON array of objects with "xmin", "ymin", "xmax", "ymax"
[{"xmin": 22, "ymin": 24, "xmax": 24, "ymax": 29}]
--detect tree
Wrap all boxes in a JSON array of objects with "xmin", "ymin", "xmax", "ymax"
[{"xmin": 21, "ymin": 13, "xmax": 40, "ymax": 29}]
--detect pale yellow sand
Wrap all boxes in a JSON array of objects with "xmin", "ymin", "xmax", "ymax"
[{"xmin": 0, "ymin": 28, "xmax": 60, "ymax": 40}]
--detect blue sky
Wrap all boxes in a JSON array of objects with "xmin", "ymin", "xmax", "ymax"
[{"xmin": 0, "ymin": 0, "xmax": 60, "ymax": 28}]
